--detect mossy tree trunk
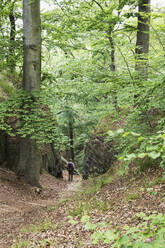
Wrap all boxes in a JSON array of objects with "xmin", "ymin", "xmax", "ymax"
[{"xmin": 17, "ymin": 0, "xmax": 41, "ymax": 187}]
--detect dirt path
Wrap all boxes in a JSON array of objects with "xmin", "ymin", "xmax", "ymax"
[
  {"xmin": 0, "ymin": 169, "xmax": 81, "ymax": 248},
  {"xmin": 1, "ymin": 167, "xmax": 165, "ymax": 248}
]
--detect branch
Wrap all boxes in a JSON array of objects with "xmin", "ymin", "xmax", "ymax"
[
  {"xmin": 117, "ymin": 45, "xmax": 134, "ymax": 81},
  {"xmin": 61, "ymin": 156, "xmax": 68, "ymax": 164},
  {"xmin": 92, "ymin": 0, "xmax": 105, "ymax": 13},
  {"xmin": 150, "ymin": 22, "xmax": 165, "ymax": 54}
]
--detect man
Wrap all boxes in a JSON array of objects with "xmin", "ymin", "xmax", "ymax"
[{"xmin": 67, "ymin": 159, "xmax": 75, "ymax": 181}]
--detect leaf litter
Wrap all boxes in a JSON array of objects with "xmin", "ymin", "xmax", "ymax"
[{"xmin": 0, "ymin": 166, "xmax": 165, "ymax": 247}]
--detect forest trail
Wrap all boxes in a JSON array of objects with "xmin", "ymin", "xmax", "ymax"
[
  {"xmin": 1, "ymin": 167, "xmax": 165, "ymax": 247},
  {"xmin": 0, "ymin": 168, "xmax": 81, "ymax": 248}
]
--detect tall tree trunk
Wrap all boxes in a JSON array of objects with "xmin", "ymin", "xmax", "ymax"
[
  {"xmin": 50, "ymin": 143, "xmax": 63, "ymax": 178},
  {"xmin": 69, "ymin": 121, "xmax": 74, "ymax": 161},
  {"xmin": 108, "ymin": 34, "xmax": 116, "ymax": 72},
  {"xmin": 108, "ymin": 30, "xmax": 119, "ymax": 112},
  {"xmin": 17, "ymin": 0, "xmax": 41, "ymax": 187},
  {"xmin": 9, "ymin": 4, "xmax": 16, "ymax": 73},
  {"xmin": 23, "ymin": 0, "xmax": 41, "ymax": 91},
  {"xmin": 135, "ymin": 0, "xmax": 151, "ymax": 80}
]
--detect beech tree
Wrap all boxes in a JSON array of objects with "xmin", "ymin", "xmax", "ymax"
[
  {"xmin": 17, "ymin": 0, "xmax": 41, "ymax": 187},
  {"xmin": 135, "ymin": 0, "xmax": 151, "ymax": 79}
]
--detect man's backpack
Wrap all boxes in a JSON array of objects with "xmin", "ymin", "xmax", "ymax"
[{"xmin": 67, "ymin": 162, "xmax": 74, "ymax": 172}]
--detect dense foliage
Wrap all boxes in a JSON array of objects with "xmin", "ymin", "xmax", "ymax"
[
  {"xmin": 1, "ymin": 0, "xmax": 165, "ymax": 246},
  {"xmin": 0, "ymin": 0, "xmax": 165, "ymax": 168}
]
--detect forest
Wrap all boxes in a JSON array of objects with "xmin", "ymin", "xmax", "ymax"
[{"xmin": 0, "ymin": 0, "xmax": 165, "ymax": 247}]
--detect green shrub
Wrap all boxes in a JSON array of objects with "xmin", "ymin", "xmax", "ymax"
[
  {"xmin": 68, "ymin": 212, "xmax": 165, "ymax": 247},
  {"xmin": 107, "ymin": 129, "xmax": 165, "ymax": 177}
]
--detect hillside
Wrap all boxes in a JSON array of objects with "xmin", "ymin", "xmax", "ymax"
[{"xmin": 0, "ymin": 164, "xmax": 165, "ymax": 248}]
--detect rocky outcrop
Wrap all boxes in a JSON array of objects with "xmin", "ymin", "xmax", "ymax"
[
  {"xmin": 41, "ymin": 143, "xmax": 63, "ymax": 178},
  {"xmin": 0, "ymin": 133, "xmax": 20, "ymax": 171},
  {"xmin": 0, "ymin": 132, "xmax": 6, "ymax": 165},
  {"xmin": 0, "ymin": 134, "xmax": 63, "ymax": 178},
  {"xmin": 6, "ymin": 136, "xmax": 20, "ymax": 171},
  {"xmin": 82, "ymin": 135, "xmax": 116, "ymax": 179}
]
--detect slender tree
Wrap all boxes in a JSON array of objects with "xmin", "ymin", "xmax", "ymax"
[
  {"xmin": 17, "ymin": 0, "xmax": 41, "ymax": 187},
  {"xmin": 8, "ymin": 0, "xmax": 16, "ymax": 72},
  {"xmin": 107, "ymin": 28, "xmax": 120, "ymax": 111},
  {"xmin": 69, "ymin": 120, "xmax": 74, "ymax": 161}
]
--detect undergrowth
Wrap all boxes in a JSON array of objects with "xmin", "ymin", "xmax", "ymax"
[
  {"xmin": 0, "ymin": 73, "xmax": 15, "ymax": 97},
  {"xmin": 74, "ymin": 211, "xmax": 165, "ymax": 247}
]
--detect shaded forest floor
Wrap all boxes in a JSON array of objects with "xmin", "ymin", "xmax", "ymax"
[
  {"xmin": 0, "ymin": 169, "xmax": 80, "ymax": 248},
  {"xmin": 0, "ymin": 166, "xmax": 165, "ymax": 247}
]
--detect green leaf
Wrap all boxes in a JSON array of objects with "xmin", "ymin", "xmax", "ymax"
[
  {"xmin": 103, "ymin": 230, "xmax": 118, "ymax": 243},
  {"xmin": 137, "ymin": 212, "xmax": 148, "ymax": 220},
  {"xmin": 91, "ymin": 230, "xmax": 104, "ymax": 244},
  {"xmin": 84, "ymin": 222, "xmax": 97, "ymax": 230},
  {"xmin": 116, "ymin": 128, "xmax": 124, "ymax": 134},
  {"xmin": 97, "ymin": 222, "xmax": 107, "ymax": 227},
  {"xmin": 68, "ymin": 219, "xmax": 78, "ymax": 225},
  {"xmin": 138, "ymin": 136, "xmax": 144, "ymax": 142},
  {"xmin": 138, "ymin": 153, "xmax": 148, "ymax": 158},
  {"xmin": 81, "ymin": 215, "xmax": 90, "ymax": 223},
  {"xmin": 119, "ymin": 156, "xmax": 124, "ymax": 160},
  {"xmin": 148, "ymin": 152, "xmax": 161, "ymax": 159},
  {"xmin": 130, "ymin": 131, "xmax": 140, "ymax": 137},
  {"xmin": 146, "ymin": 145, "xmax": 156, "ymax": 152},
  {"xmin": 124, "ymin": 153, "xmax": 136, "ymax": 161},
  {"xmin": 122, "ymin": 131, "xmax": 130, "ymax": 137},
  {"xmin": 107, "ymin": 130, "xmax": 115, "ymax": 137}
]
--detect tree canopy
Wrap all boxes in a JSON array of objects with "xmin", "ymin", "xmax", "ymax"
[{"xmin": 0, "ymin": 0, "xmax": 165, "ymax": 181}]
